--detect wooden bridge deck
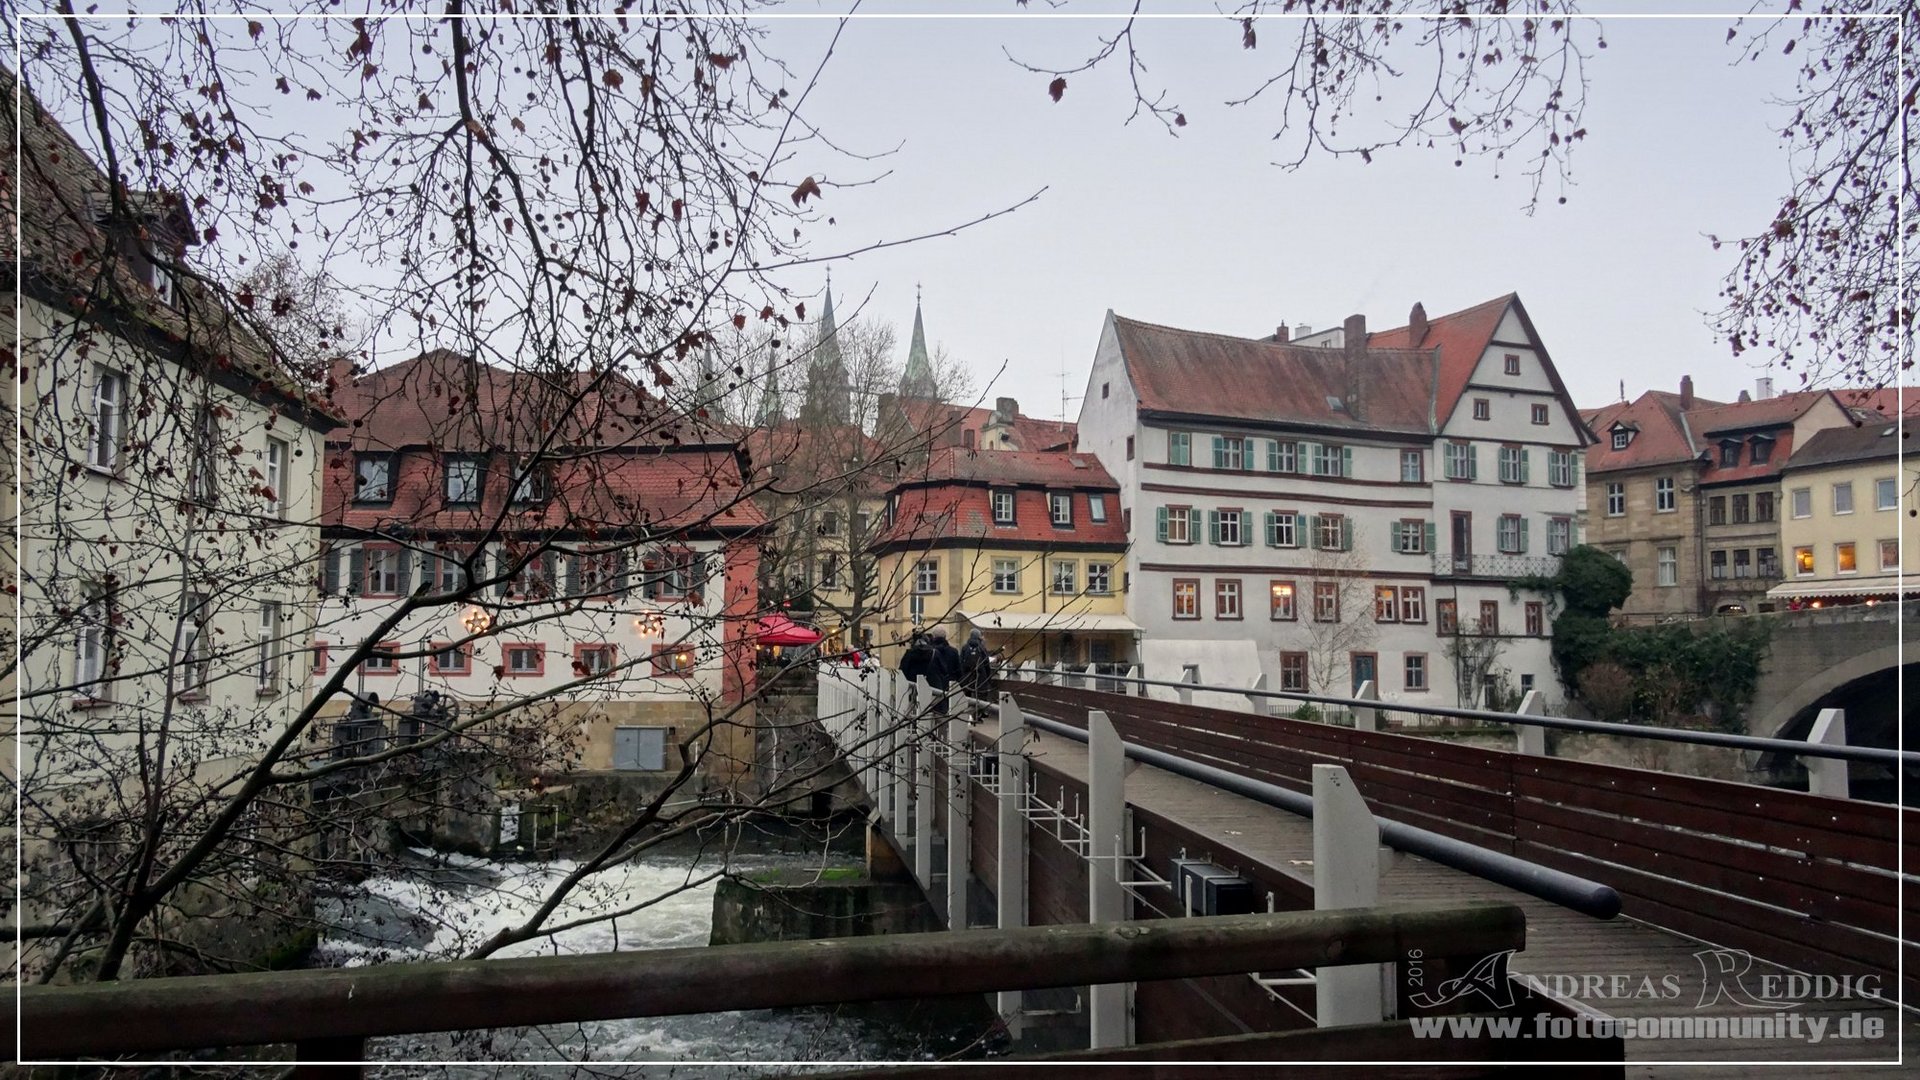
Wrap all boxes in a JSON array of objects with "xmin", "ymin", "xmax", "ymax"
[{"xmin": 987, "ymin": 714, "xmax": 1909, "ymax": 1076}]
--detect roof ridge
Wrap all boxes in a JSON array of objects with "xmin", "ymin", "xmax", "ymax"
[
  {"xmin": 1368, "ymin": 292, "xmax": 1516, "ymax": 338},
  {"xmin": 1112, "ymin": 312, "xmax": 1432, "ymax": 357}
]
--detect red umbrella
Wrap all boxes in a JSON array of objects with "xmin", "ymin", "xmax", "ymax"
[{"xmin": 755, "ymin": 614, "xmax": 824, "ymax": 646}]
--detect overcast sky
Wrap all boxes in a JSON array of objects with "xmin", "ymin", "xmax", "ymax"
[{"xmin": 771, "ymin": 4, "xmax": 1843, "ymax": 422}]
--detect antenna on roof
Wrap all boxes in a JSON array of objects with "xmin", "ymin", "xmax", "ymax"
[
  {"xmin": 1619, "ymin": 379, "xmax": 1626, "ymax": 403},
  {"xmin": 1058, "ymin": 353, "xmax": 1082, "ymax": 424}
]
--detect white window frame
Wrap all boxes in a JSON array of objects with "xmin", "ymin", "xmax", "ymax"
[
  {"xmin": 1217, "ymin": 509, "xmax": 1243, "ymax": 546},
  {"xmin": 1657, "ymin": 546, "xmax": 1678, "ymax": 587},
  {"xmin": 89, "ymin": 365, "xmax": 129, "ymax": 472},
  {"xmin": 991, "ymin": 489, "xmax": 1016, "ymax": 525},
  {"xmin": 1268, "ymin": 512, "xmax": 1298, "ymax": 548},
  {"xmin": 506, "ymin": 644, "xmax": 542, "ymax": 672},
  {"xmin": 1880, "ymin": 539, "xmax": 1899, "ymax": 571},
  {"xmin": 1794, "ymin": 545, "xmax": 1815, "ymax": 577},
  {"xmin": 913, "ymin": 559, "xmax": 940, "ymax": 595},
  {"xmin": 355, "ymin": 454, "xmax": 393, "ymax": 503},
  {"xmin": 1268, "ymin": 440, "xmax": 1297, "ymax": 473},
  {"xmin": 1611, "ymin": 428, "xmax": 1631, "ymax": 451},
  {"xmin": 264, "ymin": 438, "xmax": 289, "ymax": 515},
  {"xmin": 1215, "ymin": 579, "xmax": 1242, "ymax": 619},
  {"xmin": 1606, "ymin": 483, "xmax": 1625, "ymax": 517},
  {"xmin": 1876, "ymin": 478, "xmax": 1897, "ymax": 511},
  {"xmin": 1049, "ymin": 492, "xmax": 1073, "ymax": 527},
  {"xmin": 1167, "ymin": 431, "xmax": 1192, "ymax": 466},
  {"xmin": 1835, "ymin": 542, "xmax": 1858, "ymax": 575},
  {"xmin": 1086, "ymin": 562, "xmax": 1112, "ymax": 595},
  {"xmin": 1547, "ymin": 450, "xmax": 1573, "ymax": 488},
  {"xmin": 256, "ymin": 601, "xmax": 283, "ymax": 691},
  {"xmin": 1833, "ymin": 482, "xmax": 1854, "ymax": 515},
  {"xmin": 1051, "ymin": 560, "xmax": 1077, "ymax": 595},
  {"xmin": 1399, "ymin": 587, "xmax": 1426, "ymax": 623},
  {"xmin": 1655, "ymin": 476, "xmax": 1676, "ymax": 513},
  {"xmin": 1791, "ymin": 487, "xmax": 1812, "ymax": 519},
  {"xmin": 1375, "ymin": 586, "xmax": 1399, "ymax": 623},
  {"xmin": 1166, "ymin": 507, "xmax": 1192, "ymax": 544},
  {"xmin": 445, "ymin": 456, "xmax": 483, "ymax": 504},
  {"xmin": 1404, "ymin": 654, "xmax": 1427, "ymax": 691},
  {"xmin": 1400, "ymin": 450, "xmax": 1422, "ymax": 483},
  {"xmin": 1498, "ymin": 446, "xmax": 1524, "ymax": 485},
  {"xmin": 178, "ymin": 593, "xmax": 211, "ymax": 696},
  {"xmin": 1088, "ymin": 494, "xmax": 1108, "ymax": 523},
  {"xmin": 1496, "ymin": 515, "xmax": 1523, "ymax": 554},
  {"xmin": 75, "ymin": 597, "xmax": 109, "ymax": 701},
  {"xmin": 1546, "ymin": 517, "xmax": 1572, "ymax": 556},
  {"xmin": 992, "ymin": 558, "xmax": 1020, "ymax": 594},
  {"xmin": 1316, "ymin": 514, "xmax": 1344, "ymax": 551}
]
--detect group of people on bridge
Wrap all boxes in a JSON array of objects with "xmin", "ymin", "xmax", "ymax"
[{"xmin": 898, "ymin": 627, "xmax": 995, "ymax": 708}]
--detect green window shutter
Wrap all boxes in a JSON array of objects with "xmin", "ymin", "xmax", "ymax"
[
  {"xmin": 395, "ymin": 549, "xmax": 413, "ymax": 595},
  {"xmin": 1425, "ymin": 522, "xmax": 1437, "ymax": 554},
  {"xmin": 1207, "ymin": 510, "xmax": 1221, "ymax": 545},
  {"xmin": 1211, "ymin": 435, "xmax": 1224, "ymax": 468},
  {"xmin": 1468, "ymin": 445, "xmax": 1480, "ymax": 480},
  {"xmin": 495, "ymin": 546, "xmax": 511, "ymax": 596},
  {"xmin": 346, "ymin": 545, "xmax": 365, "ymax": 596},
  {"xmin": 1308, "ymin": 514, "xmax": 1321, "ymax": 548},
  {"xmin": 1388, "ymin": 524, "xmax": 1400, "ymax": 553},
  {"xmin": 1188, "ymin": 508, "xmax": 1202, "ymax": 539},
  {"xmin": 1341, "ymin": 517, "xmax": 1354, "ymax": 551},
  {"xmin": 1156, "ymin": 506, "xmax": 1169, "ymax": 542},
  {"xmin": 1242, "ymin": 438, "xmax": 1256, "ymax": 466},
  {"xmin": 1341, "ymin": 446, "xmax": 1353, "ymax": 478},
  {"xmin": 1520, "ymin": 518, "xmax": 1531, "ymax": 554},
  {"xmin": 1521, "ymin": 449, "xmax": 1532, "ymax": 484},
  {"xmin": 321, "ymin": 545, "xmax": 342, "ymax": 595},
  {"xmin": 1264, "ymin": 510, "xmax": 1277, "ymax": 546},
  {"xmin": 1300, "ymin": 442, "xmax": 1318, "ymax": 474}
]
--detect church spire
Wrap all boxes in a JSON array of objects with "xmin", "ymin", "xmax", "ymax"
[
  {"xmin": 802, "ymin": 274, "xmax": 851, "ymax": 426},
  {"xmin": 900, "ymin": 284, "xmax": 937, "ymax": 401},
  {"xmin": 756, "ymin": 336, "xmax": 785, "ymax": 425}
]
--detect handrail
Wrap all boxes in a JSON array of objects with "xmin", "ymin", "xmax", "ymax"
[
  {"xmin": 1004, "ymin": 668, "xmax": 1918, "ymax": 767},
  {"xmin": 19, "ymin": 903, "xmax": 1524, "ymax": 1060},
  {"xmin": 1011, "ymin": 707, "xmax": 1621, "ymax": 921}
]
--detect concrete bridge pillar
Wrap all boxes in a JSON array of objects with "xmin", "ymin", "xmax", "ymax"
[{"xmin": 995, "ymin": 692, "xmax": 1028, "ymax": 1037}]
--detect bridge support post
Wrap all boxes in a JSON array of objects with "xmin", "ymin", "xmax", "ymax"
[
  {"xmin": 1352, "ymin": 679, "xmax": 1378, "ymax": 732},
  {"xmin": 1312, "ymin": 763, "xmax": 1387, "ymax": 1028},
  {"xmin": 1244, "ymin": 673, "xmax": 1269, "ymax": 717},
  {"xmin": 1124, "ymin": 665, "xmax": 1141, "ymax": 697},
  {"xmin": 996, "ymin": 692, "xmax": 1029, "ymax": 1037},
  {"xmin": 1806, "ymin": 708, "xmax": 1850, "ymax": 798},
  {"xmin": 1515, "ymin": 690, "xmax": 1548, "ymax": 757},
  {"xmin": 915, "ymin": 677, "xmax": 937, "ymax": 889},
  {"xmin": 891, "ymin": 672, "xmax": 912, "ymax": 840},
  {"xmin": 1177, "ymin": 667, "xmax": 1196, "ymax": 707},
  {"xmin": 946, "ymin": 704, "xmax": 970, "ymax": 929},
  {"xmin": 1087, "ymin": 709, "xmax": 1134, "ymax": 1048}
]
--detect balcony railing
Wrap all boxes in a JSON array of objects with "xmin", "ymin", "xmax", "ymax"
[{"xmin": 1430, "ymin": 553, "xmax": 1562, "ymax": 579}]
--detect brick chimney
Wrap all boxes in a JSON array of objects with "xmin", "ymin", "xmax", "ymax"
[
  {"xmin": 1679, "ymin": 375, "xmax": 1695, "ymax": 410},
  {"xmin": 1407, "ymin": 302, "xmax": 1428, "ymax": 347},
  {"xmin": 1274, "ymin": 324, "xmax": 1290, "ymax": 343},
  {"xmin": 1342, "ymin": 313, "xmax": 1367, "ymax": 421}
]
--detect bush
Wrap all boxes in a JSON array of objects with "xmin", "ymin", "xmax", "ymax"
[
  {"xmin": 1557, "ymin": 545, "xmax": 1633, "ymax": 616},
  {"xmin": 1579, "ymin": 661, "xmax": 1635, "ymax": 722}
]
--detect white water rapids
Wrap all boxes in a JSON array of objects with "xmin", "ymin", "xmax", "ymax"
[{"xmin": 312, "ymin": 849, "xmax": 987, "ymax": 1073}]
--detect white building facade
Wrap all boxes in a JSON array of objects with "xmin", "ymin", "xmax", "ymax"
[{"xmin": 1076, "ymin": 296, "xmax": 1591, "ymax": 712}]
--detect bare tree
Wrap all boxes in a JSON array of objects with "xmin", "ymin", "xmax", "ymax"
[
  {"xmin": 1300, "ymin": 524, "xmax": 1375, "ymax": 702},
  {"xmin": 5, "ymin": 5, "xmax": 1019, "ymax": 996},
  {"xmin": 1023, "ymin": 3, "xmax": 1913, "ymax": 388}
]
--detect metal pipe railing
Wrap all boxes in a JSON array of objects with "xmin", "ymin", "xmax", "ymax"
[
  {"xmin": 1003, "ymin": 668, "xmax": 1916, "ymax": 767},
  {"xmin": 1014, "ymin": 709, "xmax": 1622, "ymax": 921},
  {"xmin": 20, "ymin": 903, "xmax": 1524, "ymax": 1060}
]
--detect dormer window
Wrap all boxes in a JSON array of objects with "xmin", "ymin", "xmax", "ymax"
[
  {"xmin": 1610, "ymin": 425, "xmax": 1633, "ymax": 451},
  {"xmin": 1749, "ymin": 436, "xmax": 1774, "ymax": 465},
  {"xmin": 990, "ymin": 488, "xmax": 1016, "ymax": 526},
  {"xmin": 354, "ymin": 453, "xmax": 394, "ymax": 504},
  {"xmin": 1719, "ymin": 440, "xmax": 1741, "ymax": 468}
]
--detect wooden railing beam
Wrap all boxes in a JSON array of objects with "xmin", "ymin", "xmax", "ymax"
[{"xmin": 20, "ymin": 903, "xmax": 1523, "ymax": 1060}]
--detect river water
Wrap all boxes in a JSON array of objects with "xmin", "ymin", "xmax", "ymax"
[{"xmin": 313, "ymin": 848, "xmax": 992, "ymax": 1074}]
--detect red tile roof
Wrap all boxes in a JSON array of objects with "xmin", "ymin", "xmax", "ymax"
[
  {"xmin": 1581, "ymin": 391, "xmax": 1722, "ymax": 474},
  {"xmin": 1112, "ymin": 316, "xmax": 1436, "ymax": 433},
  {"xmin": 1365, "ymin": 294, "xmax": 1511, "ymax": 428},
  {"xmin": 326, "ymin": 351, "xmax": 762, "ymax": 535},
  {"xmin": 1688, "ymin": 390, "xmax": 1838, "ymax": 435},
  {"xmin": 1834, "ymin": 385, "xmax": 1920, "ymax": 421},
  {"xmin": 870, "ymin": 449, "xmax": 1126, "ymax": 550},
  {"xmin": 896, "ymin": 399, "xmax": 1076, "ymax": 452}
]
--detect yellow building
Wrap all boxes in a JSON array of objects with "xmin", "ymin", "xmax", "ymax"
[
  {"xmin": 1770, "ymin": 420, "xmax": 1918, "ymax": 607},
  {"xmin": 870, "ymin": 449, "xmax": 1138, "ymax": 671}
]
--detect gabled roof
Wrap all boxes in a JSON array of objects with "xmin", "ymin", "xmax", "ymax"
[
  {"xmin": 1689, "ymin": 390, "xmax": 1839, "ymax": 436},
  {"xmin": 1365, "ymin": 294, "xmax": 1509, "ymax": 428},
  {"xmin": 1582, "ymin": 390, "xmax": 1724, "ymax": 474},
  {"xmin": 1111, "ymin": 315, "xmax": 1436, "ymax": 434},
  {"xmin": 331, "ymin": 349, "xmax": 723, "ymax": 453},
  {"xmin": 5, "ymin": 72, "xmax": 339, "ymax": 429},
  {"xmin": 896, "ymin": 398, "xmax": 1076, "ymax": 452},
  {"xmin": 1785, "ymin": 421, "xmax": 1909, "ymax": 471},
  {"xmin": 907, "ymin": 447, "xmax": 1121, "ymax": 490},
  {"xmin": 1834, "ymin": 385, "xmax": 1920, "ymax": 421}
]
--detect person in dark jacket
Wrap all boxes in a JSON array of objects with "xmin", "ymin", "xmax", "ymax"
[
  {"xmin": 959, "ymin": 628, "xmax": 993, "ymax": 707},
  {"xmin": 927, "ymin": 628, "xmax": 962, "ymax": 688},
  {"xmin": 900, "ymin": 631, "xmax": 932, "ymax": 687}
]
